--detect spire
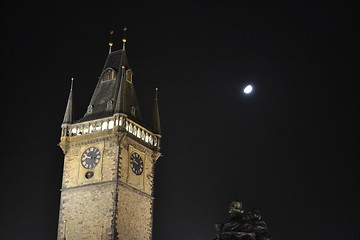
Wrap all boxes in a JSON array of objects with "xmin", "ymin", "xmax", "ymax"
[
  {"xmin": 122, "ymin": 27, "xmax": 127, "ymax": 50},
  {"xmin": 108, "ymin": 30, "xmax": 114, "ymax": 54},
  {"xmin": 62, "ymin": 78, "xmax": 74, "ymax": 124},
  {"xmin": 152, "ymin": 88, "xmax": 161, "ymax": 134}
]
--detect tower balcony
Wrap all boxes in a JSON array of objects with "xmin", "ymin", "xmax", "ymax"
[{"xmin": 60, "ymin": 114, "xmax": 160, "ymax": 149}]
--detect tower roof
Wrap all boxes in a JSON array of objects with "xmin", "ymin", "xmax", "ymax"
[
  {"xmin": 79, "ymin": 49, "xmax": 142, "ymax": 123},
  {"xmin": 62, "ymin": 78, "xmax": 74, "ymax": 124}
]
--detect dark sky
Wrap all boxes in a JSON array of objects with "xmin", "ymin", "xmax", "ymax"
[{"xmin": 1, "ymin": 1, "xmax": 359, "ymax": 239}]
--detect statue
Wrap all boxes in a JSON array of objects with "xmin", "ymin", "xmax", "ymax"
[{"xmin": 214, "ymin": 201, "xmax": 271, "ymax": 240}]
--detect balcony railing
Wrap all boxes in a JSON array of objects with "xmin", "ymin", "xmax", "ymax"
[{"xmin": 61, "ymin": 114, "xmax": 160, "ymax": 147}]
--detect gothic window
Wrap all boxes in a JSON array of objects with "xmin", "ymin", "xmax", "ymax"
[{"xmin": 101, "ymin": 68, "xmax": 116, "ymax": 81}]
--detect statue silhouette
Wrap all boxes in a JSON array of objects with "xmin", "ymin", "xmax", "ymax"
[{"xmin": 214, "ymin": 201, "xmax": 271, "ymax": 240}]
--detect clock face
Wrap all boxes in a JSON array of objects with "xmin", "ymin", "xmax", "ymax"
[
  {"xmin": 130, "ymin": 152, "xmax": 143, "ymax": 175},
  {"xmin": 81, "ymin": 147, "xmax": 101, "ymax": 169}
]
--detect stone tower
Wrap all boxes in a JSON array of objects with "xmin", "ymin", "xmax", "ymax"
[{"xmin": 57, "ymin": 40, "xmax": 161, "ymax": 240}]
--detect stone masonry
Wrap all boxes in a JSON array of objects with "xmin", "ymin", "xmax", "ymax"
[{"xmin": 58, "ymin": 124, "xmax": 160, "ymax": 240}]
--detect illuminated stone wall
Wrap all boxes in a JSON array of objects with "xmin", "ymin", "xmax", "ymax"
[
  {"xmin": 57, "ymin": 132, "xmax": 119, "ymax": 240},
  {"xmin": 116, "ymin": 183, "xmax": 154, "ymax": 240},
  {"xmin": 57, "ymin": 122, "xmax": 160, "ymax": 240},
  {"xmin": 57, "ymin": 182, "xmax": 116, "ymax": 240}
]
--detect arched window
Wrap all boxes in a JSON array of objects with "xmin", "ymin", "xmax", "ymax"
[{"xmin": 101, "ymin": 68, "xmax": 116, "ymax": 81}]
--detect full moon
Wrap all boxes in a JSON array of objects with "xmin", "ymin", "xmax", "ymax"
[{"xmin": 243, "ymin": 85, "xmax": 253, "ymax": 94}]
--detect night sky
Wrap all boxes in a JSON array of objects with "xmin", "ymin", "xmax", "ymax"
[{"xmin": 1, "ymin": 1, "xmax": 359, "ymax": 239}]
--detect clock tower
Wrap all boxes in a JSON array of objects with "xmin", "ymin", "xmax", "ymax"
[{"xmin": 57, "ymin": 38, "xmax": 161, "ymax": 240}]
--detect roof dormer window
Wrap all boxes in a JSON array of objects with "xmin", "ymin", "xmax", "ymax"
[
  {"xmin": 106, "ymin": 100, "xmax": 114, "ymax": 110},
  {"xmin": 131, "ymin": 106, "xmax": 136, "ymax": 116},
  {"xmin": 87, "ymin": 105, "xmax": 93, "ymax": 113},
  {"xmin": 126, "ymin": 69, "xmax": 133, "ymax": 83},
  {"xmin": 101, "ymin": 68, "xmax": 116, "ymax": 81}
]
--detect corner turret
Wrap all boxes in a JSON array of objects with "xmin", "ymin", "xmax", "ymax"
[
  {"xmin": 62, "ymin": 78, "xmax": 74, "ymax": 125},
  {"xmin": 152, "ymin": 88, "xmax": 161, "ymax": 135}
]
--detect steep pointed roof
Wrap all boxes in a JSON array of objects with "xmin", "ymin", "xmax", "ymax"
[
  {"xmin": 152, "ymin": 88, "xmax": 161, "ymax": 135},
  {"xmin": 62, "ymin": 78, "xmax": 74, "ymax": 124},
  {"xmin": 79, "ymin": 49, "xmax": 142, "ymax": 122}
]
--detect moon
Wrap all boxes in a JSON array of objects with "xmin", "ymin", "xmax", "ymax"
[{"xmin": 243, "ymin": 85, "xmax": 253, "ymax": 94}]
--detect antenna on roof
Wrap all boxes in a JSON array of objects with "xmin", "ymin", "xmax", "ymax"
[
  {"xmin": 122, "ymin": 27, "xmax": 127, "ymax": 50},
  {"xmin": 108, "ymin": 30, "xmax": 114, "ymax": 54}
]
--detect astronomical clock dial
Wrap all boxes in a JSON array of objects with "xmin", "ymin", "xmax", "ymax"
[
  {"xmin": 81, "ymin": 147, "xmax": 101, "ymax": 169},
  {"xmin": 130, "ymin": 152, "xmax": 144, "ymax": 175}
]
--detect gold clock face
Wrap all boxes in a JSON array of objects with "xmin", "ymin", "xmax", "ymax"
[
  {"xmin": 81, "ymin": 147, "xmax": 101, "ymax": 169},
  {"xmin": 130, "ymin": 152, "xmax": 143, "ymax": 175}
]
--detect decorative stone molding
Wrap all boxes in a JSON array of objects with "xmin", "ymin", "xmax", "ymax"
[{"xmin": 60, "ymin": 114, "xmax": 161, "ymax": 150}]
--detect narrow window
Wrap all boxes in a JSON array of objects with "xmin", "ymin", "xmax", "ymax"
[
  {"xmin": 126, "ymin": 69, "xmax": 133, "ymax": 83},
  {"xmin": 101, "ymin": 69, "xmax": 116, "ymax": 81},
  {"xmin": 131, "ymin": 106, "xmax": 136, "ymax": 116},
  {"xmin": 87, "ymin": 105, "xmax": 93, "ymax": 114},
  {"xmin": 106, "ymin": 100, "xmax": 114, "ymax": 110}
]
